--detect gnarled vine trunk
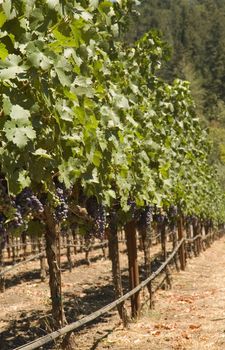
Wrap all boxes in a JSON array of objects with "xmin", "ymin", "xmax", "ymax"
[
  {"xmin": 44, "ymin": 205, "xmax": 66, "ymax": 329},
  {"xmin": 125, "ymin": 220, "xmax": 141, "ymax": 318},
  {"xmin": 108, "ymin": 213, "xmax": 128, "ymax": 326},
  {"xmin": 139, "ymin": 225, "xmax": 153, "ymax": 307}
]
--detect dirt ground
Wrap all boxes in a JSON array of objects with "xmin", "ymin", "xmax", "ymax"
[{"xmin": 1, "ymin": 237, "xmax": 225, "ymax": 350}]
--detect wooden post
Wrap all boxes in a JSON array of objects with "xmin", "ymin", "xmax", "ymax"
[
  {"xmin": 71, "ymin": 228, "xmax": 78, "ymax": 255},
  {"xmin": 171, "ymin": 223, "xmax": 180, "ymax": 271},
  {"xmin": 108, "ymin": 213, "xmax": 128, "ymax": 326},
  {"xmin": 38, "ymin": 238, "xmax": 46, "ymax": 282},
  {"xmin": 5, "ymin": 235, "xmax": 10, "ymax": 259},
  {"xmin": 193, "ymin": 218, "xmax": 199, "ymax": 255},
  {"xmin": 125, "ymin": 220, "xmax": 141, "ymax": 318},
  {"xmin": 0, "ymin": 275, "xmax": 5, "ymax": 293},
  {"xmin": 160, "ymin": 220, "xmax": 171, "ymax": 288},
  {"xmin": 21, "ymin": 232, "xmax": 27, "ymax": 260},
  {"xmin": 12, "ymin": 236, "xmax": 16, "ymax": 264},
  {"xmin": 177, "ymin": 216, "xmax": 185, "ymax": 270},
  {"xmin": 0, "ymin": 250, "xmax": 5, "ymax": 293},
  {"xmin": 66, "ymin": 230, "xmax": 73, "ymax": 272},
  {"xmin": 198, "ymin": 220, "xmax": 202, "ymax": 253},
  {"xmin": 138, "ymin": 224, "xmax": 153, "ymax": 307}
]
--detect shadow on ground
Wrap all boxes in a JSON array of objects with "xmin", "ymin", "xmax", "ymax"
[{"xmin": 0, "ymin": 251, "xmax": 176, "ymax": 350}]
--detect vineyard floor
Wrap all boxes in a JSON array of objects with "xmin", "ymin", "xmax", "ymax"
[
  {"xmin": 95, "ymin": 237, "xmax": 225, "ymax": 350},
  {"xmin": 0, "ymin": 237, "xmax": 225, "ymax": 349}
]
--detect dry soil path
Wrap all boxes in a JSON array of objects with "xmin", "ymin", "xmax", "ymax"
[{"xmin": 97, "ymin": 237, "xmax": 225, "ymax": 350}]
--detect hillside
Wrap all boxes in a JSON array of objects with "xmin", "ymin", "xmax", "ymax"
[{"xmin": 125, "ymin": 0, "xmax": 225, "ymax": 186}]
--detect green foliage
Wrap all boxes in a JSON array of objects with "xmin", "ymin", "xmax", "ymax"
[
  {"xmin": 0, "ymin": 0, "xmax": 224, "ymax": 227},
  {"xmin": 125, "ymin": 0, "xmax": 225, "ymax": 123}
]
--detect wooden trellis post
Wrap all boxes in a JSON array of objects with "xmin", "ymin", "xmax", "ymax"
[{"xmin": 125, "ymin": 220, "xmax": 141, "ymax": 318}]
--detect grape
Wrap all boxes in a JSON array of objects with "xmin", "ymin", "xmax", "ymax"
[
  {"xmin": 85, "ymin": 197, "xmax": 106, "ymax": 238},
  {"xmin": 168, "ymin": 205, "xmax": 178, "ymax": 218},
  {"xmin": 8, "ymin": 208, "xmax": 24, "ymax": 230},
  {"xmin": 0, "ymin": 177, "xmax": 11, "ymax": 210},
  {"xmin": 0, "ymin": 177, "xmax": 26, "ymax": 236},
  {"xmin": 137, "ymin": 205, "xmax": 153, "ymax": 230},
  {"xmin": 16, "ymin": 188, "xmax": 44, "ymax": 216},
  {"xmin": 153, "ymin": 207, "xmax": 168, "ymax": 224},
  {"xmin": 127, "ymin": 198, "xmax": 137, "ymax": 219},
  {"xmin": 86, "ymin": 196, "xmax": 98, "ymax": 218},
  {"xmin": 95, "ymin": 204, "xmax": 106, "ymax": 238},
  {"xmin": 0, "ymin": 214, "xmax": 7, "ymax": 249},
  {"xmin": 54, "ymin": 185, "xmax": 69, "ymax": 222}
]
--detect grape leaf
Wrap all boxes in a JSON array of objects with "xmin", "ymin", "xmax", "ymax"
[{"xmin": 4, "ymin": 120, "xmax": 36, "ymax": 148}]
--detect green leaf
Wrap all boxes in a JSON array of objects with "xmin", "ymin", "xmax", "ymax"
[
  {"xmin": 28, "ymin": 51, "xmax": 51, "ymax": 70},
  {"xmin": 2, "ymin": 94, "xmax": 11, "ymax": 114},
  {"xmin": 4, "ymin": 121, "xmax": 36, "ymax": 148},
  {"xmin": 32, "ymin": 148, "xmax": 52, "ymax": 159},
  {"xmin": 2, "ymin": 0, "xmax": 12, "ymax": 18},
  {"xmin": 0, "ymin": 43, "xmax": 8, "ymax": 60},
  {"xmin": 102, "ymin": 189, "xmax": 116, "ymax": 206},
  {"xmin": 18, "ymin": 170, "xmax": 31, "ymax": 188},
  {"xmin": 114, "ymin": 94, "xmax": 129, "ymax": 109},
  {"xmin": 47, "ymin": 0, "xmax": 59, "ymax": 9},
  {"xmin": 0, "ymin": 65, "xmax": 25, "ymax": 79},
  {"xmin": 10, "ymin": 105, "xmax": 30, "ymax": 122},
  {"xmin": 74, "ymin": 76, "xmax": 92, "ymax": 87},
  {"xmin": 0, "ymin": 11, "xmax": 7, "ymax": 28},
  {"xmin": 52, "ymin": 28, "xmax": 78, "ymax": 48},
  {"xmin": 89, "ymin": 0, "xmax": 99, "ymax": 9},
  {"xmin": 73, "ymin": 86, "xmax": 94, "ymax": 97},
  {"xmin": 0, "ymin": 54, "xmax": 27, "ymax": 80},
  {"xmin": 55, "ymin": 66, "xmax": 71, "ymax": 86},
  {"xmin": 92, "ymin": 150, "xmax": 102, "ymax": 167}
]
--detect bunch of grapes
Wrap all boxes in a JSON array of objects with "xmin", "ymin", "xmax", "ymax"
[
  {"xmin": 54, "ymin": 186, "xmax": 69, "ymax": 222},
  {"xmin": 127, "ymin": 198, "xmax": 137, "ymax": 219},
  {"xmin": 0, "ymin": 214, "xmax": 7, "ymax": 248},
  {"xmin": 15, "ymin": 188, "xmax": 44, "ymax": 216},
  {"xmin": 8, "ymin": 207, "xmax": 24, "ymax": 230},
  {"xmin": 166, "ymin": 205, "xmax": 178, "ymax": 228},
  {"xmin": 0, "ymin": 178, "xmax": 7, "ymax": 195},
  {"xmin": 86, "ymin": 197, "xmax": 106, "ymax": 238},
  {"xmin": 137, "ymin": 205, "xmax": 154, "ymax": 230},
  {"xmin": 168, "ymin": 205, "xmax": 178, "ymax": 218},
  {"xmin": 153, "ymin": 207, "xmax": 168, "ymax": 224},
  {"xmin": 0, "ymin": 177, "xmax": 11, "ymax": 210},
  {"xmin": 86, "ymin": 196, "xmax": 98, "ymax": 218},
  {"xmin": 95, "ymin": 204, "xmax": 106, "ymax": 238}
]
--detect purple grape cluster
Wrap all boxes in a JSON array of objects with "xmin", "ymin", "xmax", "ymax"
[
  {"xmin": 168, "ymin": 205, "xmax": 178, "ymax": 218},
  {"xmin": 95, "ymin": 204, "xmax": 106, "ymax": 238},
  {"xmin": 137, "ymin": 205, "xmax": 153, "ymax": 230},
  {"xmin": 86, "ymin": 196, "xmax": 98, "ymax": 218},
  {"xmin": 127, "ymin": 198, "xmax": 137, "ymax": 219},
  {"xmin": 153, "ymin": 207, "xmax": 168, "ymax": 224},
  {"xmin": 8, "ymin": 208, "xmax": 24, "ymax": 230},
  {"xmin": 86, "ymin": 197, "xmax": 106, "ymax": 238},
  {"xmin": 0, "ymin": 178, "xmax": 7, "ymax": 195},
  {"xmin": 16, "ymin": 188, "xmax": 44, "ymax": 215},
  {"xmin": 0, "ymin": 214, "xmax": 7, "ymax": 247},
  {"xmin": 0, "ymin": 177, "xmax": 11, "ymax": 209},
  {"xmin": 55, "ymin": 186, "xmax": 69, "ymax": 222}
]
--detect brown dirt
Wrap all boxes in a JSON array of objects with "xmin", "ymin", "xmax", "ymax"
[
  {"xmin": 0, "ymin": 237, "xmax": 225, "ymax": 350},
  {"xmin": 95, "ymin": 237, "xmax": 225, "ymax": 350}
]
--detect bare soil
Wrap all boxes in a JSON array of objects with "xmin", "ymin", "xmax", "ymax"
[{"xmin": 1, "ymin": 237, "xmax": 225, "ymax": 350}]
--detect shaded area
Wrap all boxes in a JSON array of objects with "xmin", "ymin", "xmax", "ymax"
[
  {"xmin": 5, "ymin": 269, "xmax": 41, "ymax": 289},
  {"xmin": 0, "ymin": 276, "xmax": 126, "ymax": 349},
  {"xmin": 0, "ymin": 310, "xmax": 47, "ymax": 350},
  {"xmin": 0, "ymin": 247, "xmax": 177, "ymax": 350},
  {"xmin": 2, "ymin": 253, "xmax": 107, "ymax": 290}
]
